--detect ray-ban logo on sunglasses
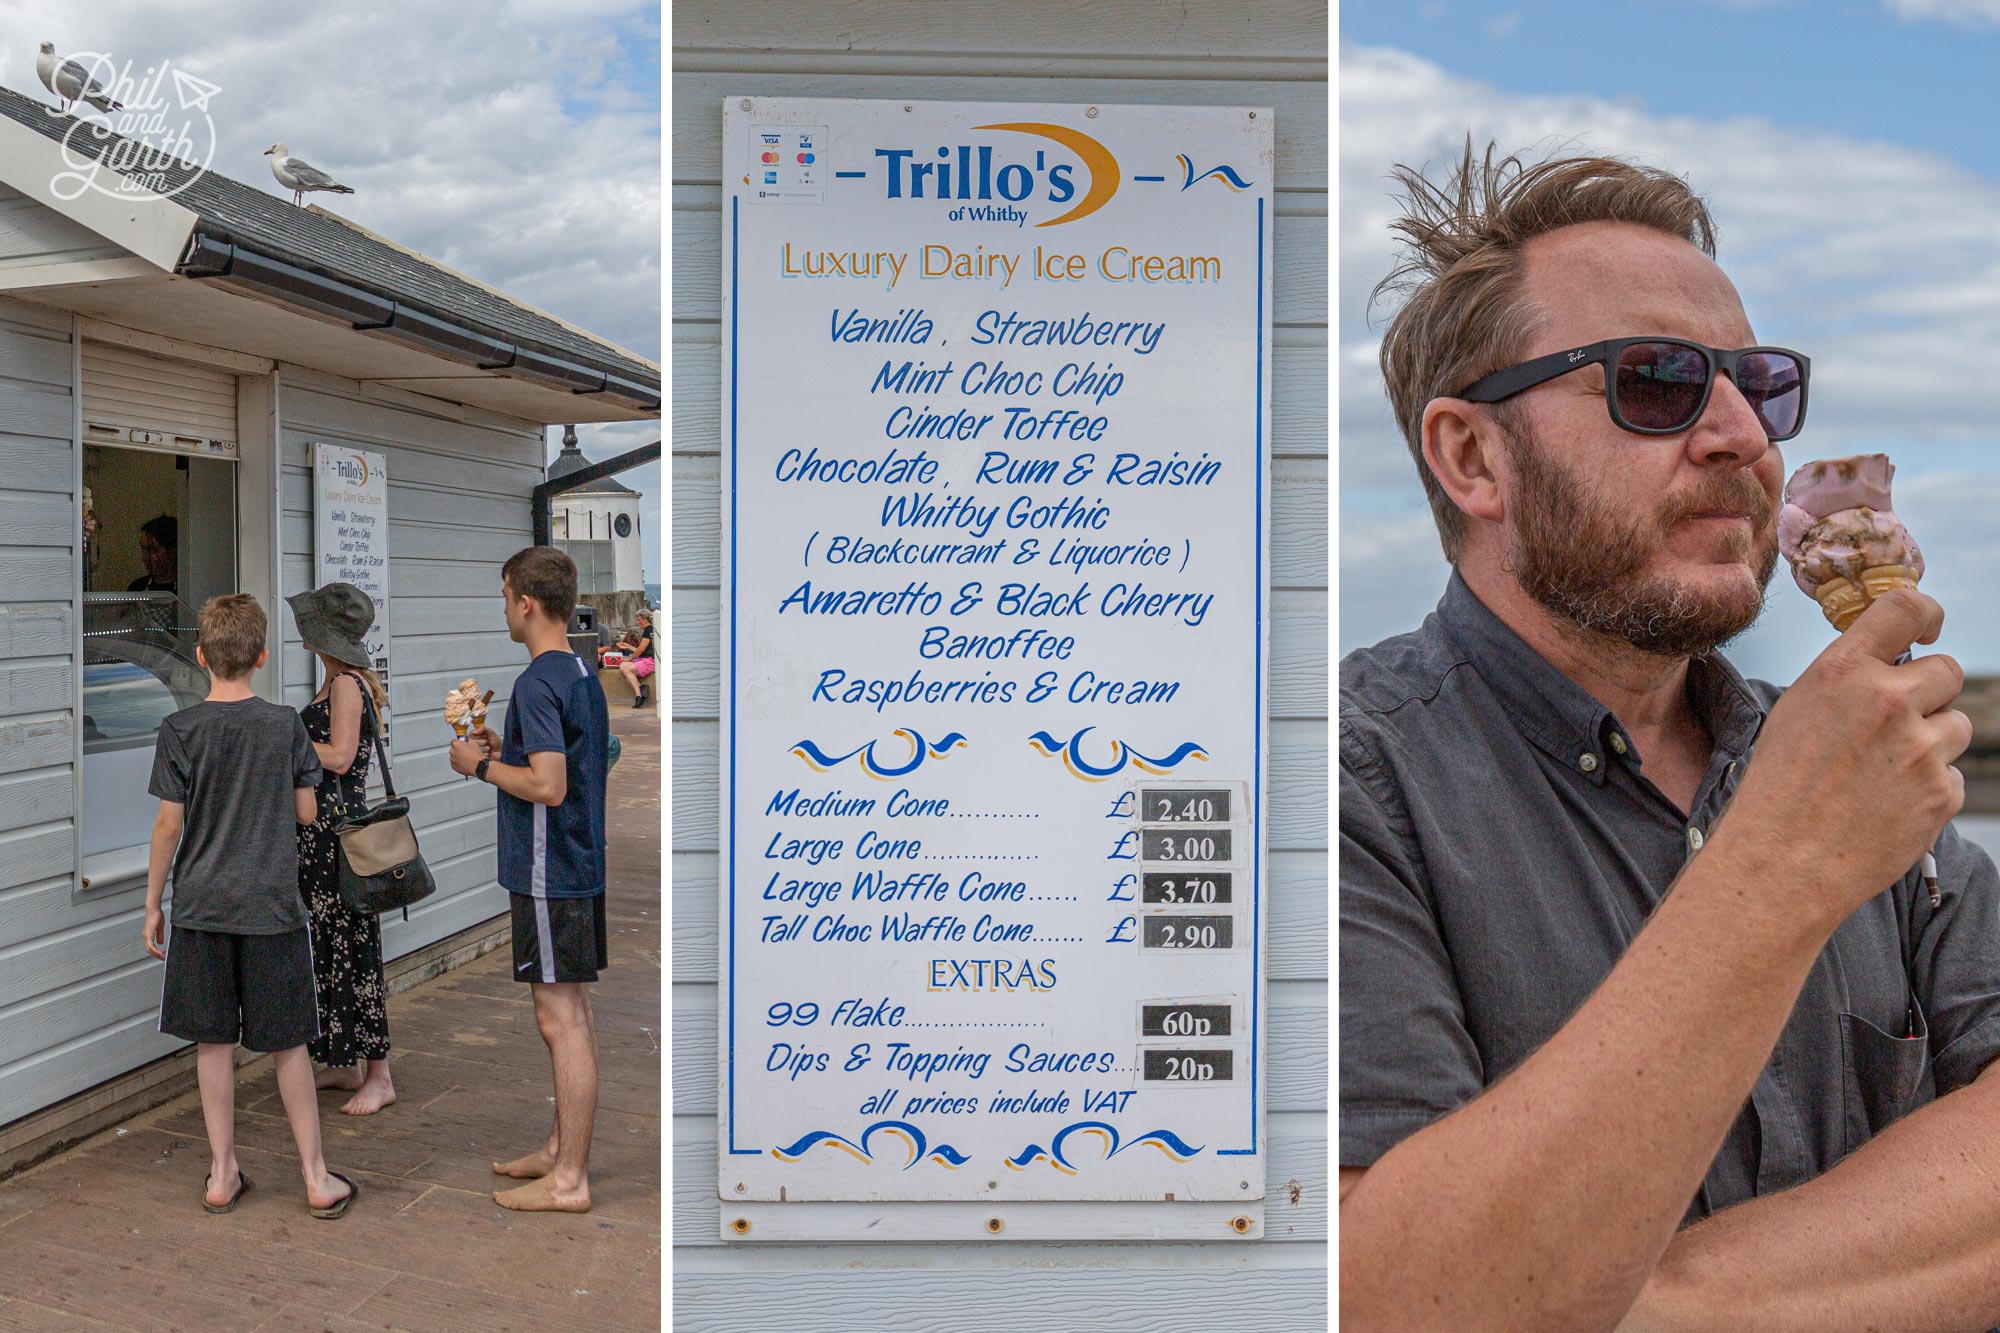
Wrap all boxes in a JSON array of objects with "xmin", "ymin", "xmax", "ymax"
[{"xmin": 1567, "ymin": 349, "xmax": 1588, "ymax": 363}]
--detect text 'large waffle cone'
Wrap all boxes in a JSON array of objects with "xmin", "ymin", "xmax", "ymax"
[{"xmin": 1814, "ymin": 565, "xmax": 1921, "ymax": 632}]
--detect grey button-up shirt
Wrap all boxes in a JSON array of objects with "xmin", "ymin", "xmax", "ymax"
[{"xmin": 1341, "ymin": 572, "xmax": 2000, "ymax": 1220}]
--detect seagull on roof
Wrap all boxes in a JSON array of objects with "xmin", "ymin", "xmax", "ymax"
[
  {"xmin": 263, "ymin": 144, "xmax": 355, "ymax": 207},
  {"xmin": 36, "ymin": 42, "xmax": 122, "ymax": 114}
]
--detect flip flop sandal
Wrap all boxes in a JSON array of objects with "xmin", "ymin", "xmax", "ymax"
[
  {"xmin": 202, "ymin": 1170, "xmax": 251, "ymax": 1214},
  {"xmin": 310, "ymin": 1171, "xmax": 358, "ymax": 1220}
]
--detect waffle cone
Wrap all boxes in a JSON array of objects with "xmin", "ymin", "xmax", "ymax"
[{"xmin": 1814, "ymin": 564, "xmax": 1921, "ymax": 632}]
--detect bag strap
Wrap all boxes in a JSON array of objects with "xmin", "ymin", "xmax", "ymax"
[{"xmin": 354, "ymin": 682, "xmax": 397, "ymax": 801}]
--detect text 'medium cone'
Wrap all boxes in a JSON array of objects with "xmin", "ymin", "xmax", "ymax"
[{"xmin": 1814, "ymin": 565, "xmax": 1921, "ymax": 632}]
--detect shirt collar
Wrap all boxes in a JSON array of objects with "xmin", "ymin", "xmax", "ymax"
[{"xmin": 1434, "ymin": 570, "xmax": 1768, "ymax": 783}]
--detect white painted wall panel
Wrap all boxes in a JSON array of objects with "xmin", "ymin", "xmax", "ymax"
[
  {"xmin": 0, "ymin": 184, "xmax": 124, "ymax": 271},
  {"xmin": 276, "ymin": 368, "xmax": 543, "ymax": 965},
  {"xmin": 672, "ymin": 3, "xmax": 1327, "ymax": 1325},
  {"xmin": 0, "ymin": 294, "xmax": 94, "ymax": 1129}
]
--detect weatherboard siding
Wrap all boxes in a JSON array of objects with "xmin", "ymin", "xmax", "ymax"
[
  {"xmin": 671, "ymin": 3, "xmax": 1328, "ymax": 1326},
  {"xmin": 0, "ymin": 182, "xmax": 126, "ymax": 275},
  {"xmin": 0, "ymin": 296, "xmax": 174, "ymax": 1129},
  {"xmin": 277, "ymin": 365, "xmax": 544, "ymax": 961}
]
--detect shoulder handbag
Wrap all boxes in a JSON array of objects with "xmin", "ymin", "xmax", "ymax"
[{"xmin": 330, "ymin": 689, "xmax": 437, "ymax": 918}]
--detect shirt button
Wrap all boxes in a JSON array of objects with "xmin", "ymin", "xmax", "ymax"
[
  {"xmin": 1609, "ymin": 734, "xmax": 1628, "ymax": 756},
  {"xmin": 1579, "ymin": 753, "xmax": 1599, "ymax": 773},
  {"xmin": 1689, "ymin": 827, "xmax": 1705, "ymax": 852}
]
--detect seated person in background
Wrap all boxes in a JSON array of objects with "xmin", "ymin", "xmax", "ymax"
[{"xmin": 605, "ymin": 610, "xmax": 654, "ymax": 709}]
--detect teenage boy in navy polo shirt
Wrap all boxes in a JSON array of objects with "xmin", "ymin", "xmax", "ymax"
[{"xmin": 450, "ymin": 546, "xmax": 610, "ymax": 1213}]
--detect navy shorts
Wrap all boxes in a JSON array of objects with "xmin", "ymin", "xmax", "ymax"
[
  {"xmin": 510, "ymin": 893, "xmax": 608, "ymax": 984},
  {"xmin": 159, "ymin": 925, "xmax": 320, "ymax": 1052}
]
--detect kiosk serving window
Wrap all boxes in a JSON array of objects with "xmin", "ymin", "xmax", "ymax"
[{"xmin": 77, "ymin": 342, "xmax": 240, "ymax": 862}]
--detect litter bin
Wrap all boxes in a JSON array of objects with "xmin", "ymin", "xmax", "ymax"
[{"xmin": 569, "ymin": 606, "xmax": 600, "ymax": 661}]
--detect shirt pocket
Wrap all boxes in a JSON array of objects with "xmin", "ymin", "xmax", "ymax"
[{"xmin": 1839, "ymin": 1007, "xmax": 1935, "ymax": 1157}]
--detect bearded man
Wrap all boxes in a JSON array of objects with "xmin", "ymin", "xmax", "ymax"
[{"xmin": 1339, "ymin": 145, "xmax": 2000, "ymax": 1330}]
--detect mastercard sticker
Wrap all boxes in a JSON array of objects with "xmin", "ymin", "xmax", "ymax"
[{"xmin": 744, "ymin": 122, "xmax": 829, "ymax": 204}]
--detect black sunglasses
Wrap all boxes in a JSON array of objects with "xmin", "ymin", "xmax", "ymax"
[{"xmin": 1455, "ymin": 337, "xmax": 1810, "ymax": 441}]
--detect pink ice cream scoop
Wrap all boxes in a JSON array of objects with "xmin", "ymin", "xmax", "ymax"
[{"xmin": 1778, "ymin": 453, "xmax": 1923, "ymax": 631}]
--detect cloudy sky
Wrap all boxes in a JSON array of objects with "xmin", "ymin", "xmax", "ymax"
[
  {"xmin": 0, "ymin": 0, "xmax": 661, "ymax": 585},
  {"xmin": 1341, "ymin": 1, "xmax": 2000, "ymax": 682}
]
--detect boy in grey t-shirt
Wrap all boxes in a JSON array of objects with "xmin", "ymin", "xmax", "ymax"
[{"xmin": 143, "ymin": 593, "xmax": 356, "ymax": 1219}]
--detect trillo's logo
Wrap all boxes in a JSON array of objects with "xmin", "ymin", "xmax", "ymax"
[{"xmin": 874, "ymin": 122, "xmax": 1120, "ymax": 227}]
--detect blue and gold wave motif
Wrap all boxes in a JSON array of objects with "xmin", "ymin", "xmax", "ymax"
[
  {"xmin": 1004, "ymin": 1122, "xmax": 1205, "ymax": 1175},
  {"xmin": 1027, "ymin": 727, "xmax": 1207, "ymax": 781},
  {"xmin": 790, "ymin": 728, "xmax": 968, "ymax": 780},
  {"xmin": 772, "ymin": 1119, "xmax": 969, "ymax": 1171},
  {"xmin": 1176, "ymin": 153, "xmax": 1253, "ymax": 192}
]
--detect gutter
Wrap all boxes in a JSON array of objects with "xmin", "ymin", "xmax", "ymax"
[
  {"xmin": 534, "ymin": 440, "xmax": 662, "ymax": 546},
  {"xmin": 176, "ymin": 233, "xmax": 660, "ymax": 414}
]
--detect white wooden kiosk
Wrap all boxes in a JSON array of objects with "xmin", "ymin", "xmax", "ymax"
[{"xmin": 0, "ymin": 86, "xmax": 659, "ymax": 1163}]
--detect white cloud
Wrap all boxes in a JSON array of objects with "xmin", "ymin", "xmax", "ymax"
[
  {"xmin": 3, "ymin": 1, "xmax": 661, "ymax": 574},
  {"xmin": 1340, "ymin": 43, "xmax": 2000, "ymax": 672},
  {"xmin": 1484, "ymin": 12, "xmax": 1522, "ymax": 39}
]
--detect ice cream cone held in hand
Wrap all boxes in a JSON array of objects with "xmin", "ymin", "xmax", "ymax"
[
  {"xmin": 1781, "ymin": 452, "xmax": 1942, "ymax": 908},
  {"xmin": 445, "ymin": 680, "xmax": 498, "ymax": 781},
  {"xmin": 445, "ymin": 678, "xmax": 481, "ymax": 740},
  {"xmin": 1778, "ymin": 454, "xmax": 1925, "ymax": 632}
]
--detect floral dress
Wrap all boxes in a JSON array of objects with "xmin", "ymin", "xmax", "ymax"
[{"xmin": 298, "ymin": 673, "xmax": 390, "ymax": 1066}]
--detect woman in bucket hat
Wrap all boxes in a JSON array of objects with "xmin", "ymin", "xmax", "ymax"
[{"xmin": 288, "ymin": 583, "xmax": 397, "ymax": 1115}]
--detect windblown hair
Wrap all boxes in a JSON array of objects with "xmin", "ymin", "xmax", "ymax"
[
  {"xmin": 198, "ymin": 593, "xmax": 266, "ymax": 680},
  {"xmin": 1371, "ymin": 139, "xmax": 1719, "ymax": 562}
]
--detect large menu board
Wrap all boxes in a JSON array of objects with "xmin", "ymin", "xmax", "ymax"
[
  {"xmin": 720, "ymin": 98, "xmax": 1272, "ymax": 1238},
  {"xmin": 311, "ymin": 442, "xmax": 392, "ymax": 751}
]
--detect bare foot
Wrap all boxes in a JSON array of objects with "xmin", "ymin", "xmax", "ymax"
[
  {"xmin": 204, "ymin": 1168, "xmax": 244, "ymax": 1209},
  {"xmin": 493, "ymin": 1175, "xmax": 590, "ymax": 1213},
  {"xmin": 340, "ymin": 1079, "xmax": 397, "ymax": 1116},
  {"xmin": 306, "ymin": 1171, "xmax": 354, "ymax": 1212},
  {"xmin": 314, "ymin": 1065, "xmax": 364, "ymax": 1092},
  {"xmin": 492, "ymin": 1148, "xmax": 557, "ymax": 1179}
]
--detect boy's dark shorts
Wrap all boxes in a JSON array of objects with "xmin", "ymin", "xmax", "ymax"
[
  {"xmin": 160, "ymin": 925, "xmax": 320, "ymax": 1052},
  {"xmin": 510, "ymin": 893, "xmax": 608, "ymax": 984}
]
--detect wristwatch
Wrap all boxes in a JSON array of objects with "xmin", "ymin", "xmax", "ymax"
[{"xmin": 475, "ymin": 757, "xmax": 492, "ymax": 783}]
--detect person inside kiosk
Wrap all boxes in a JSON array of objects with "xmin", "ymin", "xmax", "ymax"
[{"xmin": 129, "ymin": 514, "xmax": 179, "ymax": 594}]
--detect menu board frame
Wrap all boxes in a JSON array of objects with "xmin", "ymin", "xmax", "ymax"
[{"xmin": 717, "ymin": 96, "xmax": 1273, "ymax": 1241}]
